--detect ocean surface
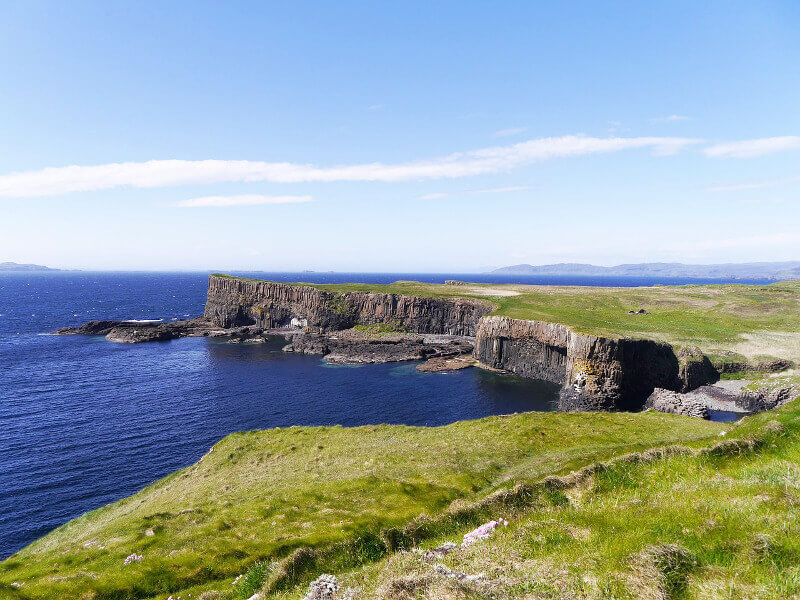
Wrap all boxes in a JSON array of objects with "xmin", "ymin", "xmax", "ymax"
[{"xmin": 0, "ymin": 271, "xmax": 763, "ymax": 559}]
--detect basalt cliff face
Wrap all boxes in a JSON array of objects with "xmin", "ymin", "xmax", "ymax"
[
  {"xmin": 474, "ymin": 316, "xmax": 717, "ymax": 410},
  {"xmin": 204, "ymin": 275, "xmax": 491, "ymax": 336}
]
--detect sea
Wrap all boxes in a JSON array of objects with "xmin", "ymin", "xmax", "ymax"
[{"xmin": 0, "ymin": 271, "xmax": 764, "ymax": 559}]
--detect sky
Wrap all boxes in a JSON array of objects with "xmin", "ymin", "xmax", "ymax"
[{"xmin": 1, "ymin": 1, "xmax": 799, "ymax": 272}]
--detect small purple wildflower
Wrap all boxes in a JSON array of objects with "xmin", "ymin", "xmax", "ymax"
[
  {"xmin": 123, "ymin": 553, "xmax": 143, "ymax": 565},
  {"xmin": 461, "ymin": 517, "xmax": 509, "ymax": 547}
]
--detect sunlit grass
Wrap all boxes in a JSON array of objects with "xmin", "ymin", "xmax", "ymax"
[
  {"xmin": 0, "ymin": 412, "xmax": 721, "ymax": 599},
  {"xmin": 284, "ymin": 400, "xmax": 800, "ymax": 600}
]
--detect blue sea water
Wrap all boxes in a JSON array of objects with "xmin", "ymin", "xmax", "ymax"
[{"xmin": 0, "ymin": 271, "xmax": 761, "ymax": 559}]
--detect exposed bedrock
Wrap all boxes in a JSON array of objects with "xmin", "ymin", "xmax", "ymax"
[
  {"xmin": 204, "ymin": 275, "xmax": 491, "ymax": 335},
  {"xmin": 738, "ymin": 385, "xmax": 799, "ymax": 412},
  {"xmin": 474, "ymin": 316, "xmax": 718, "ymax": 411},
  {"xmin": 55, "ymin": 318, "xmax": 220, "ymax": 343},
  {"xmin": 644, "ymin": 388, "xmax": 711, "ymax": 419},
  {"xmin": 283, "ymin": 332, "xmax": 473, "ymax": 365}
]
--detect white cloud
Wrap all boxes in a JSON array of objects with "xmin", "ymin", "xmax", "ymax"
[
  {"xmin": 704, "ymin": 136, "xmax": 800, "ymax": 158},
  {"xmin": 418, "ymin": 192, "xmax": 450, "ymax": 200},
  {"xmin": 175, "ymin": 194, "xmax": 312, "ymax": 207},
  {"xmin": 492, "ymin": 127, "xmax": 527, "ymax": 138},
  {"xmin": 367, "ymin": 104, "xmax": 384, "ymax": 111},
  {"xmin": 0, "ymin": 135, "xmax": 700, "ymax": 198},
  {"xmin": 651, "ymin": 115, "xmax": 691, "ymax": 122}
]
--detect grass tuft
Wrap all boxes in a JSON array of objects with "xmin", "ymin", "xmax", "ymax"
[
  {"xmin": 233, "ymin": 560, "xmax": 270, "ymax": 598},
  {"xmin": 630, "ymin": 544, "xmax": 697, "ymax": 600}
]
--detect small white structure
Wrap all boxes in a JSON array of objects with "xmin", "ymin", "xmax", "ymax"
[{"xmin": 290, "ymin": 317, "xmax": 308, "ymax": 328}]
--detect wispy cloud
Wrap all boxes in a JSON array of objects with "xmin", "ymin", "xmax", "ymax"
[
  {"xmin": 651, "ymin": 115, "xmax": 691, "ymax": 123},
  {"xmin": 418, "ymin": 185, "xmax": 534, "ymax": 200},
  {"xmin": 175, "ymin": 194, "xmax": 312, "ymax": 208},
  {"xmin": 492, "ymin": 127, "xmax": 527, "ymax": 138},
  {"xmin": 704, "ymin": 136, "xmax": 800, "ymax": 158},
  {"xmin": 0, "ymin": 135, "xmax": 699, "ymax": 198},
  {"xmin": 707, "ymin": 176, "xmax": 800, "ymax": 192},
  {"xmin": 366, "ymin": 104, "xmax": 384, "ymax": 111}
]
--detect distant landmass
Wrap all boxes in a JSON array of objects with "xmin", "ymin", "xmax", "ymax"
[
  {"xmin": 489, "ymin": 261, "xmax": 800, "ymax": 280},
  {"xmin": 0, "ymin": 261, "xmax": 60, "ymax": 272}
]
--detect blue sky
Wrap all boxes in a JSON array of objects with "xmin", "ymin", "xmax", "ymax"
[{"xmin": 1, "ymin": 1, "xmax": 799, "ymax": 271}]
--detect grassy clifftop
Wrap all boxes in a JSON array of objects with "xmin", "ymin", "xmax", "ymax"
[
  {"xmin": 0, "ymin": 411, "xmax": 722, "ymax": 600},
  {"xmin": 313, "ymin": 279, "xmax": 800, "ymax": 352}
]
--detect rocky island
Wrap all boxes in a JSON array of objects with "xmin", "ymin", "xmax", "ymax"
[{"xmin": 56, "ymin": 274, "xmax": 800, "ymax": 417}]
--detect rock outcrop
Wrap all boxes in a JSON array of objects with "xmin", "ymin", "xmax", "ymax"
[
  {"xmin": 204, "ymin": 275, "xmax": 491, "ymax": 335},
  {"xmin": 474, "ymin": 316, "xmax": 718, "ymax": 411},
  {"xmin": 644, "ymin": 388, "xmax": 711, "ymax": 419},
  {"xmin": 737, "ymin": 385, "xmax": 799, "ymax": 412},
  {"xmin": 283, "ymin": 332, "xmax": 473, "ymax": 364},
  {"xmin": 55, "ymin": 318, "xmax": 221, "ymax": 343}
]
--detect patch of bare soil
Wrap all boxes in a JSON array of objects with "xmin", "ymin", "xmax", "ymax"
[{"xmin": 731, "ymin": 331, "xmax": 800, "ymax": 363}]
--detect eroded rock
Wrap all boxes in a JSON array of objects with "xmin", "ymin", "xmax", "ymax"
[{"xmin": 645, "ymin": 388, "xmax": 710, "ymax": 419}]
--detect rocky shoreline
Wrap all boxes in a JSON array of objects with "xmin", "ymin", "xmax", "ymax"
[
  {"xmin": 282, "ymin": 329, "xmax": 474, "ymax": 366},
  {"xmin": 54, "ymin": 319, "xmax": 476, "ymax": 372},
  {"xmin": 56, "ymin": 318, "xmax": 229, "ymax": 343}
]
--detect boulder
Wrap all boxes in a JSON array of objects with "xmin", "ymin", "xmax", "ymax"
[{"xmin": 644, "ymin": 388, "xmax": 710, "ymax": 419}]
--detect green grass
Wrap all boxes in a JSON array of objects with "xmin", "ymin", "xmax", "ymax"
[
  {"xmin": 272, "ymin": 400, "xmax": 800, "ymax": 600},
  {"xmin": 0, "ymin": 412, "xmax": 722, "ymax": 600},
  {"xmin": 351, "ymin": 320, "xmax": 409, "ymax": 335}
]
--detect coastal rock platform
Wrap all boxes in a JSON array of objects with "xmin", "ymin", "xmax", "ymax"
[
  {"xmin": 54, "ymin": 318, "xmax": 225, "ymax": 343},
  {"xmin": 282, "ymin": 330, "xmax": 474, "ymax": 365}
]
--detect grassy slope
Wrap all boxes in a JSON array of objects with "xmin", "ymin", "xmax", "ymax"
[
  {"xmin": 278, "ymin": 400, "xmax": 800, "ymax": 600},
  {"xmin": 0, "ymin": 412, "xmax": 722, "ymax": 600}
]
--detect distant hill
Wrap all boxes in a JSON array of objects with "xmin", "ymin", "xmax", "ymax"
[
  {"xmin": 0, "ymin": 261, "xmax": 60, "ymax": 272},
  {"xmin": 490, "ymin": 261, "xmax": 800, "ymax": 280}
]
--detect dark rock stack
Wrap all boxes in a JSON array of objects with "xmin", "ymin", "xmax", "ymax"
[{"xmin": 677, "ymin": 346, "xmax": 719, "ymax": 391}]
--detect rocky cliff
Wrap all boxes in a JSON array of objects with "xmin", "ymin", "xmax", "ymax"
[
  {"xmin": 203, "ymin": 275, "xmax": 492, "ymax": 336},
  {"xmin": 202, "ymin": 276, "xmax": 719, "ymax": 410},
  {"xmin": 474, "ymin": 316, "xmax": 717, "ymax": 410}
]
